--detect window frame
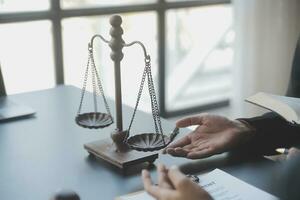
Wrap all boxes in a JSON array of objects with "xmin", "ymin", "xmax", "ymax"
[{"xmin": 0, "ymin": 0, "xmax": 231, "ymax": 117}]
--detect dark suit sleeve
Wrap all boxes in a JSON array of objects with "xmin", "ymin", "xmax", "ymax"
[{"xmin": 237, "ymin": 112, "xmax": 300, "ymax": 155}]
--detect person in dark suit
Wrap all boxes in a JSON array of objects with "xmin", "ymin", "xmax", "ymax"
[{"xmin": 142, "ymin": 39, "xmax": 300, "ymax": 200}]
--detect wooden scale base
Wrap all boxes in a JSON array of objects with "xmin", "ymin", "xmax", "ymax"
[{"xmin": 84, "ymin": 138, "xmax": 158, "ymax": 169}]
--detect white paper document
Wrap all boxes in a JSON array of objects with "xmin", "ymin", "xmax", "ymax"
[
  {"xmin": 118, "ymin": 169, "xmax": 278, "ymax": 200},
  {"xmin": 198, "ymin": 169, "xmax": 278, "ymax": 200}
]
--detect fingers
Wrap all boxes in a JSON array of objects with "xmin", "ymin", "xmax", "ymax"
[
  {"xmin": 166, "ymin": 147, "xmax": 193, "ymax": 157},
  {"xmin": 157, "ymin": 164, "xmax": 173, "ymax": 189},
  {"xmin": 142, "ymin": 169, "xmax": 154, "ymax": 189},
  {"xmin": 176, "ymin": 115, "xmax": 206, "ymax": 128},
  {"xmin": 168, "ymin": 135, "xmax": 191, "ymax": 149},
  {"xmin": 167, "ymin": 147, "xmax": 189, "ymax": 157},
  {"xmin": 287, "ymin": 147, "xmax": 300, "ymax": 160},
  {"xmin": 167, "ymin": 145, "xmax": 201, "ymax": 157},
  {"xmin": 186, "ymin": 148, "xmax": 214, "ymax": 159},
  {"xmin": 167, "ymin": 166, "xmax": 213, "ymax": 200},
  {"xmin": 142, "ymin": 169, "xmax": 174, "ymax": 199},
  {"xmin": 168, "ymin": 166, "xmax": 192, "ymax": 189},
  {"xmin": 182, "ymin": 142, "xmax": 207, "ymax": 151},
  {"xmin": 166, "ymin": 142, "xmax": 209, "ymax": 158},
  {"xmin": 142, "ymin": 169, "xmax": 161, "ymax": 199},
  {"xmin": 289, "ymin": 147, "xmax": 300, "ymax": 154},
  {"xmin": 162, "ymin": 136, "xmax": 191, "ymax": 154}
]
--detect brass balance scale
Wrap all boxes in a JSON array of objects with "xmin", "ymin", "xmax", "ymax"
[{"xmin": 75, "ymin": 15, "xmax": 179, "ymax": 169}]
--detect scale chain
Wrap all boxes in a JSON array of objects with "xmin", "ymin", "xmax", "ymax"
[
  {"xmin": 93, "ymin": 63, "xmax": 113, "ymax": 118},
  {"xmin": 146, "ymin": 63, "xmax": 160, "ymax": 135},
  {"xmin": 146, "ymin": 61, "xmax": 165, "ymax": 145},
  {"xmin": 77, "ymin": 43, "xmax": 113, "ymax": 119},
  {"xmin": 146, "ymin": 61, "xmax": 164, "ymax": 136},
  {"xmin": 127, "ymin": 66, "xmax": 147, "ymax": 133},
  {"xmin": 90, "ymin": 46, "xmax": 113, "ymax": 118},
  {"xmin": 90, "ymin": 48, "xmax": 98, "ymax": 114},
  {"xmin": 127, "ymin": 58, "xmax": 160, "ymax": 134},
  {"xmin": 126, "ymin": 56, "xmax": 165, "ymax": 144},
  {"xmin": 77, "ymin": 50, "xmax": 91, "ymax": 115}
]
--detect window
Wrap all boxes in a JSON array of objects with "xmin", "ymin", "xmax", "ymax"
[
  {"xmin": 0, "ymin": 0, "xmax": 49, "ymax": 13},
  {"xmin": 165, "ymin": 5, "xmax": 233, "ymax": 115},
  {"xmin": 0, "ymin": 0, "xmax": 232, "ymax": 117},
  {"xmin": 0, "ymin": 21, "xmax": 55, "ymax": 94}
]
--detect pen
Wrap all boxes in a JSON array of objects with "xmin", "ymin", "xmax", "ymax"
[{"xmin": 276, "ymin": 148, "xmax": 289, "ymax": 155}]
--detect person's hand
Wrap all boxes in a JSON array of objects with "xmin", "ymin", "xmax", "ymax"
[
  {"xmin": 163, "ymin": 114, "xmax": 255, "ymax": 159},
  {"xmin": 287, "ymin": 147, "xmax": 300, "ymax": 160},
  {"xmin": 142, "ymin": 164, "xmax": 212, "ymax": 200}
]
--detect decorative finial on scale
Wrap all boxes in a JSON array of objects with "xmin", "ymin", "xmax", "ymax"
[{"xmin": 109, "ymin": 15, "xmax": 124, "ymax": 62}]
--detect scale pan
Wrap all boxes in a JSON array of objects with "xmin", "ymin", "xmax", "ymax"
[
  {"xmin": 127, "ymin": 133, "xmax": 172, "ymax": 152},
  {"xmin": 75, "ymin": 112, "xmax": 113, "ymax": 129}
]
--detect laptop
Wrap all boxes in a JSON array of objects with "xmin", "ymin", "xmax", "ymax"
[{"xmin": 0, "ymin": 66, "xmax": 35, "ymax": 121}]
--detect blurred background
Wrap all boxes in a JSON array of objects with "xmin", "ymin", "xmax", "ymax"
[{"xmin": 0, "ymin": 0, "xmax": 299, "ymax": 119}]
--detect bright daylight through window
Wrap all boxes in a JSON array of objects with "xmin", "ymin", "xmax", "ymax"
[{"xmin": 0, "ymin": 0, "xmax": 233, "ymax": 117}]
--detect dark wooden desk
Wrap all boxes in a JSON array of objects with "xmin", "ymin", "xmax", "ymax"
[{"xmin": 0, "ymin": 86, "xmax": 279, "ymax": 200}]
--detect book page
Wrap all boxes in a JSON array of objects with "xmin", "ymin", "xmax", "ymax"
[
  {"xmin": 245, "ymin": 92, "xmax": 298, "ymax": 123},
  {"xmin": 269, "ymin": 94, "xmax": 300, "ymax": 123},
  {"xmin": 117, "ymin": 169, "xmax": 278, "ymax": 200}
]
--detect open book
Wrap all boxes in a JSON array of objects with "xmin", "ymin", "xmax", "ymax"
[
  {"xmin": 246, "ymin": 92, "xmax": 300, "ymax": 124},
  {"xmin": 116, "ymin": 169, "xmax": 278, "ymax": 200}
]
